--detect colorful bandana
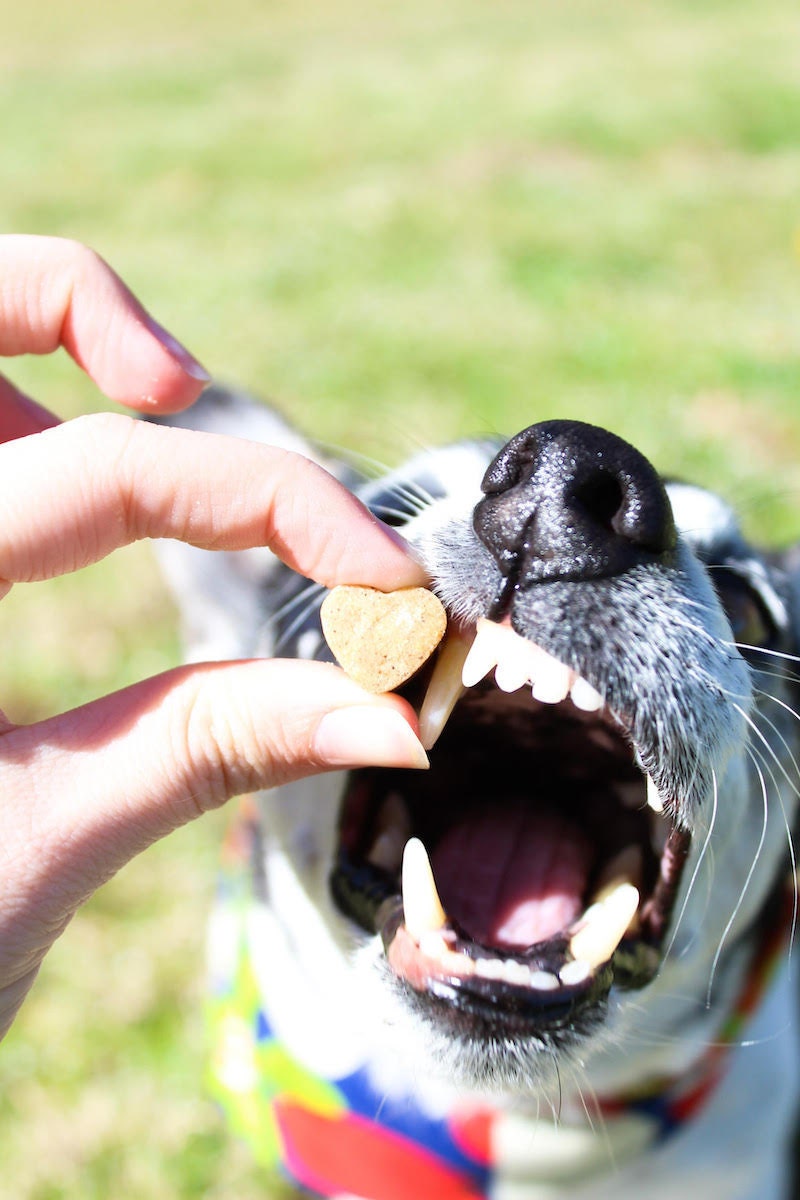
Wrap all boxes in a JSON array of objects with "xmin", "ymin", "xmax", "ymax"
[{"xmin": 206, "ymin": 802, "xmax": 793, "ymax": 1199}]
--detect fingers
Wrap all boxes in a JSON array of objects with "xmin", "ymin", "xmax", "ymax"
[
  {"xmin": 0, "ymin": 659, "xmax": 427, "ymax": 950},
  {"xmin": 0, "ymin": 235, "xmax": 209, "ymax": 413},
  {"xmin": 0, "ymin": 412, "xmax": 425, "ymax": 590},
  {"xmin": 0, "ymin": 375, "xmax": 60, "ymax": 443}
]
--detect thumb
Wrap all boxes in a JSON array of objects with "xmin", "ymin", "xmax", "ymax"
[{"xmin": 0, "ymin": 659, "xmax": 426, "ymax": 949}]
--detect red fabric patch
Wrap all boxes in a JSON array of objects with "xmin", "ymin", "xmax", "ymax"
[
  {"xmin": 449, "ymin": 1109, "xmax": 495, "ymax": 1166},
  {"xmin": 274, "ymin": 1099, "xmax": 484, "ymax": 1200}
]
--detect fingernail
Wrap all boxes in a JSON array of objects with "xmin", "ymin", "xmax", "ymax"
[
  {"xmin": 314, "ymin": 707, "xmax": 429, "ymax": 770},
  {"xmin": 146, "ymin": 319, "xmax": 212, "ymax": 383}
]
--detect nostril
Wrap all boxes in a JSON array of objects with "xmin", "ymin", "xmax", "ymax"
[{"xmin": 571, "ymin": 470, "xmax": 625, "ymax": 534}]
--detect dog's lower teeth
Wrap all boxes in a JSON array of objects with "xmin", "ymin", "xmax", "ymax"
[
  {"xmin": 402, "ymin": 837, "xmax": 448, "ymax": 941},
  {"xmin": 560, "ymin": 960, "xmax": 592, "ymax": 986},
  {"xmin": 568, "ymin": 882, "xmax": 640, "ymax": 969},
  {"xmin": 529, "ymin": 969, "xmax": 561, "ymax": 990},
  {"xmin": 592, "ymin": 845, "xmax": 644, "ymax": 902}
]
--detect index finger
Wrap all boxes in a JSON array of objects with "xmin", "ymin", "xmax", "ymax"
[
  {"xmin": 0, "ymin": 235, "xmax": 209, "ymax": 416},
  {"xmin": 0, "ymin": 413, "xmax": 425, "ymax": 591}
]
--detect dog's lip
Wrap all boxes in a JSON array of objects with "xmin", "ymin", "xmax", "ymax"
[{"xmin": 373, "ymin": 827, "xmax": 687, "ymax": 1025}]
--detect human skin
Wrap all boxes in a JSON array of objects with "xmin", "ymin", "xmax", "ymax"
[{"xmin": 0, "ymin": 235, "xmax": 428, "ymax": 1038}]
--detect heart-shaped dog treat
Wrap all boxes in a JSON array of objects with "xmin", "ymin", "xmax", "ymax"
[{"xmin": 321, "ymin": 585, "xmax": 447, "ymax": 694}]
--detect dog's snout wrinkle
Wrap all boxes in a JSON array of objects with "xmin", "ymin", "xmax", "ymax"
[{"xmin": 474, "ymin": 420, "xmax": 677, "ymax": 596}]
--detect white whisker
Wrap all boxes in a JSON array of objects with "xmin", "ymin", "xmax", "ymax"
[
  {"xmin": 706, "ymin": 721, "xmax": 770, "ymax": 1006},
  {"xmin": 664, "ymin": 770, "xmax": 718, "ymax": 964}
]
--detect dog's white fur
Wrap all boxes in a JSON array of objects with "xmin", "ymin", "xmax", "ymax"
[{"xmin": 158, "ymin": 390, "xmax": 800, "ymax": 1199}]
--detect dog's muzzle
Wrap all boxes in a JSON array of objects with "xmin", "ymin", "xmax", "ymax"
[{"xmin": 331, "ymin": 422, "xmax": 693, "ymax": 1042}]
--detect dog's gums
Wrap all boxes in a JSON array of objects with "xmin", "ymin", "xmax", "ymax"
[
  {"xmin": 330, "ymin": 613, "xmax": 690, "ymax": 1038},
  {"xmin": 155, "ymin": 392, "xmax": 800, "ymax": 1198}
]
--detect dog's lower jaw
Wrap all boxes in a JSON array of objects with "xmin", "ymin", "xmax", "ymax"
[{"xmin": 238, "ymin": 841, "xmax": 798, "ymax": 1200}]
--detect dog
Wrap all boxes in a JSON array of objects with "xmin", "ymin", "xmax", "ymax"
[{"xmin": 154, "ymin": 387, "xmax": 800, "ymax": 1199}]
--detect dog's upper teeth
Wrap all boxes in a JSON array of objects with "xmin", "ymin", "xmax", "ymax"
[
  {"xmin": 646, "ymin": 774, "xmax": 665, "ymax": 813},
  {"xmin": 461, "ymin": 618, "xmax": 518, "ymax": 687},
  {"xmin": 418, "ymin": 629, "xmax": 470, "ymax": 749},
  {"xmin": 402, "ymin": 837, "xmax": 448, "ymax": 942},
  {"xmin": 459, "ymin": 617, "xmax": 604, "ymax": 714},
  {"xmin": 569, "ymin": 676, "xmax": 604, "ymax": 712},
  {"xmin": 531, "ymin": 658, "xmax": 572, "ymax": 704},
  {"xmin": 568, "ymin": 881, "xmax": 640, "ymax": 969}
]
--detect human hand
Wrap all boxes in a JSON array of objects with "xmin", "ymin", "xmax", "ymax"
[{"xmin": 0, "ymin": 236, "xmax": 427, "ymax": 1039}]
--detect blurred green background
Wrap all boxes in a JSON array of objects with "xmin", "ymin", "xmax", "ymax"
[{"xmin": 1, "ymin": 1, "xmax": 799, "ymax": 1195}]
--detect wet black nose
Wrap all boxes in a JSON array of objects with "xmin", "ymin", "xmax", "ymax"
[{"xmin": 473, "ymin": 420, "xmax": 676, "ymax": 592}]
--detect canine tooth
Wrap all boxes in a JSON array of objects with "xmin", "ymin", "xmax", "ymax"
[
  {"xmin": 569, "ymin": 882, "xmax": 640, "ymax": 969},
  {"xmin": 531, "ymin": 653, "xmax": 572, "ymax": 704},
  {"xmin": 419, "ymin": 931, "xmax": 449, "ymax": 960},
  {"xmin": 402, "ymin": 837, "xmax": 447, "ymax": 942},
  {"xmin": 646, "ymin": 775, "xmax": 664, "ymax": 813},
  {"xmin": 560, "ymin": 960, "xmax": 592, "ymax": 986},
  {"xmin": 418, "ymin": 630, "xmax": 470, "ymax": 749},
  {"xmin": 592, "ymin": 845, "xmax": 644, "ymax": 904},
  {"xmin": 570, "ymin": 676, "xmax": 604, "ymax": 712}
]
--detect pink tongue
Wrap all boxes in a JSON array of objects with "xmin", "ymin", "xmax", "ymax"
[{"xmin": 431, "ymin": 810, "xmax": 592, "ymax": 950}]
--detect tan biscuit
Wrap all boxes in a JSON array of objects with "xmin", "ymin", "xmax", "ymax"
[{"xmin": 321, "ymin": 585, "xmax": 447, "ymax": 693}]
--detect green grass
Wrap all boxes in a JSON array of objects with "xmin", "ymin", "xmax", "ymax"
[{"xmin": 1, "ymin": 0, "xmax": 800, "ymax": 1194}]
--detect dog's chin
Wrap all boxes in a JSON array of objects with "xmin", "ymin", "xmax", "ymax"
[
  {"xmin": 330, "ymin": 652, "xmax": 690, "ymax": 1085},
  {"xmin": 347, "ymin": 938, "xmax": 612, "ymax": 1097}
]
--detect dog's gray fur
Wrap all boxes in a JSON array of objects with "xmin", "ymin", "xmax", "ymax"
[{"xmin": 155, "ymin": 388, "xmax": 800, "ymax": 1199}]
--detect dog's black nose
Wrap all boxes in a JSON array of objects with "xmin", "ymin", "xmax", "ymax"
[{"xmin": 473, "ymin": 419, "xmax": 676, "ymax": 591}]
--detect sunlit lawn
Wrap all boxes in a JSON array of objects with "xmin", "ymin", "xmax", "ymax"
[{"xmin": 1, "ymin": 0, "xmax": 799, "ymax": 1195}]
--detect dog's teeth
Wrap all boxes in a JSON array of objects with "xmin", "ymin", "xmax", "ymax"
[
  {"xmin": 474, "ymin": 957, "xmax": 507, "ymax": 980},
  {"xmin": 367, "ymin": 792, "xmax": 411, "ymax": 871},
  {"xmin": 570, "ymin": 675, "xmax": 604, "ymax": 712},
  {"xmin": 367, "ymin": 829, "xmax": 407, "ymax": 873},
  {"xmin": 494, "ymin": 656, "xmax": 534, "ymax": 693},
  {"xmin": 461, "ymin": 618, "xmax": 507, "ymax": 687},
  {"xmin": 418, "ymin": 931, "xmax": 449, "ymax": 960},
  {"xmin": 402, "ymin": 837, "xmax": 447, "ymax": 941},
  {"xmin": 529, "ymin": 969, "xmax": 561, "ymax": 991},
  {"xmin": 503, "ymin": 960, "xmax": 534, "ymax": 986},
  {"xmin": 531, "ymin": 654, "xmax": 572, "ymax": 704},
  {"xmin": 418, "ymin": 630, "xmax": 470, "ymax": 749},
  {"xmin": 474, "ymin": 957, "xmax": 531, "ymax": 986},
  {"xmin": 646, "ymin": 774, "xmax": 665, "ymax": 813},
  {"xmin": 591, "ymin": 845, "xmax": 644, "ymax": 904},
  {"xmin": 559, "ymin": 960, "xmax": 592, "ymax": 986},
  {"xmin": 569, "ymin": 882, "xmax": 640, "ymax": 969}
]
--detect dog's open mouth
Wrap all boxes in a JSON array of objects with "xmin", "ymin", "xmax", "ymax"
[{"xmin": 331, "ymin": 617, "xmax": 691, "ymax": 1034}]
